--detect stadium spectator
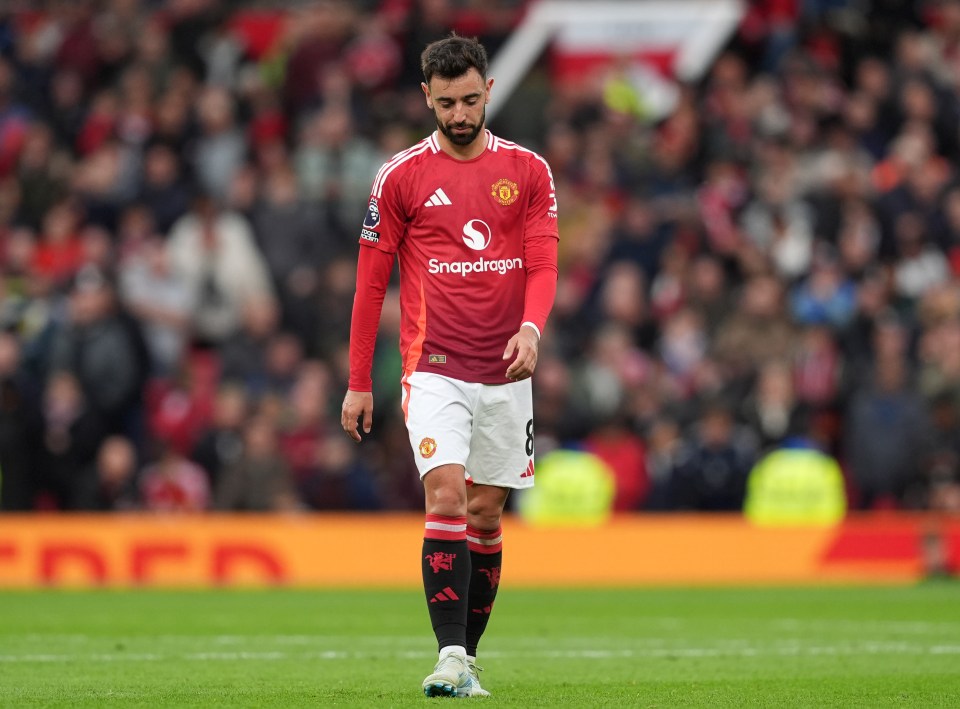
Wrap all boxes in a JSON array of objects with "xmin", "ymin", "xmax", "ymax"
[
  {"xmin": 16, "ymin": 123, "xmax": 68, "ymax": 232},
  {"xmin": 843, "ymin": 352, "xmax": 930, "ymax": 509},
  {"xmin": 49, "ymin": 265, "xmax": 150, "ymax": 439},
  {"xmin": 277, "ymin": 6, "xmax": 342, "ymax": 108},
  {"xmin": 191, "ymin": 383, "xmax": 249, "ymax": 491},
  {"xmin": 118, "ymin": 234, "xmax": 196, "ymax": 377},
  {"xmin": 140, "ymin": 440, "xmax": 210, "ymax": 513},
  {"xmin": 642, "ymin": 412, "xmax": 684, "ymax": 511},
  {"xmin": 261, "ymin": 331, "xmax": 306, "ymax": 400},
  {"xmin": 301, "ymin": 434, "xmax": 383, "ymax": 511},
  {"xmin": 214, "ymin": 414, "xmax": 298, "ymax": 511},
  {"xmin": 293, "ymin": 102, "xmax": 383, "ymax": 240},
  {"xmin": 739, "ymin": 171, "xmax": 815, "ymax": 281},
  {"xmin": 93, "ymin": 435, "xmax": 141, "ymax": 511},
  {"xmin": 249, "ymin": 165, "xmax": 327, "ymax": 347},
  {"xmin": 667, "ymin": 399, "xmax": 758, "ymax": 511},
  {"xmin": 789, "ymin": 246, "xmax": 857, "ymax": 329},
  {"xmin": 603, "ymin": 196, "xmax": 672, "ymax": 284},
  {"xmin": 190, "ymin": 85, "xmax": 247, "ymax": 201},
  {"xmin": 31, "ymin": 199, "xmax": 84, "ymax": 287},
  {"xmin": 583, "ymin": 414, "xmax": 650, "ymax": 511},
  {"xmin": 37, "ymin": 370, "xmax": 106, "ymax": 510},
  {"xmin": 276, "ymin": 360, "xmax": 329, "ymax": 489},
  {"xmin": 739, "ymin": 358, "xmax": 800, "ymax": 451},
  {"xmin": 165, "ymin": 193, "xmax": 275, "ymax": 346},
  {"xmin": 713, "ymin": 273, "xmax": 796, "ymax": 390},
  {"xmin": 218, "ymin": 295, "xmax": 281, "ymax": 394},
  {"xmin": 792, "ymin": 323, "xmax": 843, "ymax": 411},
  {"xmin": 0, "ymin": 329, "xmax": 41, "ymax": 510},
  {"xmin": 138, "ymin": 142, "xmax": 193, "ymax": 235},
  {"xmin": 683, "ymin": 253, "xmax": 733, "ymax": 338},
  {"xmin": 0, "ymin": 56, "xmax": 30, "ymax": 178}
]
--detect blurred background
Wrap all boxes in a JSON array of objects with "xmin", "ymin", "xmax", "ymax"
[{"xmin": 0, "ymin": 0, "xmax": 959, "ymax": 540}]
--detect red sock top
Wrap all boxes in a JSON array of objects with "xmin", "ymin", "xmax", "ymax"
[
  {"xmin": 424, "ymin": 514, "xmax": 467, "ymax": 541},
  {"xmin": 466, "ymin": 525, "xmax": 503, "ymax": 554}
]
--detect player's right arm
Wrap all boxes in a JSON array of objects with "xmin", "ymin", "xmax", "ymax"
[
  {"xmin": 342, "ymin": 163, "xmax": 407, "ymax": 441},
  {"xmin": 342, "ymin": 245, "xmax": 394, "ymax": 441}
]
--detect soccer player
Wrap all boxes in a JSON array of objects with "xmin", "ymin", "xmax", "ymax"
[{"xmin": 341, "ymin": 34, "xmax": 559, "ymax": 698}]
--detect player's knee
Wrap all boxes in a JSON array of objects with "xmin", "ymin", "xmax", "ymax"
[
  {"xmin": 426, "ymin": 487, "xmax": 467, "ymax": 516},
  {"xmin": 467, "ymin": 512, "xmax": 501, "ymax": 532},
  {"xmin": 466, "ymin": 503, "xmax": 502, "ymax": 531}
]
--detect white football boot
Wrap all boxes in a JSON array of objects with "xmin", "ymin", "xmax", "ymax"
[
  {"xmin": 422, "ymin": 652, "xmax": 472, "ymax": 698},
  {"xmin": 463, "ymin": 660, "xmax": 491, "ymax": 697}
]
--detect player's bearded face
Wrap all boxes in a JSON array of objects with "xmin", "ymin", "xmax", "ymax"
[
  {"xmin": 437, "ymin": 106, "xmax": 485, "ymax": 146},
  {"xmin": 425, "ymin": 70, "xmax": 490, "ymax": 148}
]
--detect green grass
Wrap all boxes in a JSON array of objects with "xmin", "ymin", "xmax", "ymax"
[{"xmin": 1, "ymin": 584, "xmax": 959, "ymax": 707}]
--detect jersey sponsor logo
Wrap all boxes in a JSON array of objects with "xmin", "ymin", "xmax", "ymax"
[
  {"xmin": 424, "ymin": 187, "xmax": 452, "ymax": 207},
  {"xmin": 428, "ymin": 219, "xmax": 521, "ymax": 276},
  {"xmin": 428, "ymin": 354, "xmax": 447, "ymax": 364},
  {"xmin": 462, "ymin": 219, "xmax": 492, "ymax": 250},
  {"xmin": 428, "ymin": 256, "xmax": 523, "ymax": 276},
  {"xmin": 491, "ymin": 178, "xmax": 519, "ymax": 206},
  {"xmin": 362, "ymin": 197, "xmax": 381, "ymax": 228},
  {"xmin": 419, "ymin": 437, "xmax": 437, "ymax": 458},
  {"xmin": 360, "ymin": 228, "xmax": 379, "ymax": 243}
]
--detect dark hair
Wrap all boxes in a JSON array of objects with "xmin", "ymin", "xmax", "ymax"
[{"xmin": 420, "ymin": 34, "xmax": 488, "ymax": 84}]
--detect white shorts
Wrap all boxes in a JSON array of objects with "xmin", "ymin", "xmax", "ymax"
[{"xmin": 402, "ymin": 371, "xmax": 535, "ymax": 489}]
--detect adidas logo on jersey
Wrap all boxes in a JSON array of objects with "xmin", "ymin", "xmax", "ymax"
[
  {"xmin": 424, "ymin": 188, "xmax": 452, "ymax": 207},
  {"xmin": 519, "ymin": 460, "xmax": 535, "ymax": 478}
]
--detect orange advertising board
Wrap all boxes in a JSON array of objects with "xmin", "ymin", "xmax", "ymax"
[{"xmin": 0, "ymin": 513, "xmax": 956, "ymax": 588}]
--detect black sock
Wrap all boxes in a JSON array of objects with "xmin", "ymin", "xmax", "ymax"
[
  {"xmin": 465, "ymin": 525, "xmax": 503, "ymax": 657},
  {"xmin": 423, "ymin": 514, "xmax": 470, "ymax": 651}
]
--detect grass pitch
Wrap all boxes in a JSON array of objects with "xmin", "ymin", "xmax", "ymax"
[{"xmin": 1, "ymin": 584, "xmax": 959, "ymax": 707}]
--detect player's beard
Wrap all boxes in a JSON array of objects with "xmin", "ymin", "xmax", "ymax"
[{"xmin": 437, "ymin": 107, "xmax": 485, "ymax": 146}]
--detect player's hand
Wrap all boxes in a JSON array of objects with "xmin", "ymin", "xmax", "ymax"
[
  {"xmin": 341, "ymin": 389, "xmax": 374, "ymax": 442},
  {"xmin": 503, "ymin": 324, "xmax": 540, "ymax": 381}
]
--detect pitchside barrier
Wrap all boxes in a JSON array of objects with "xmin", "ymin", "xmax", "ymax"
[{"xmin": 0, "ymin": 513, "xmax": 956, "ymax": 588}]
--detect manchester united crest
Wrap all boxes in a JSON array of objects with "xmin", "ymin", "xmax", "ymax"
[
  {"xmin": 419, "ymin": 437, "xmax": 437, "ymax": 458},
  {"xmin": 491, "ymin": 178, "xmax": 519, "ymax": 206}
]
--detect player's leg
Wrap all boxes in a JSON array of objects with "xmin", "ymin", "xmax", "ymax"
[
  {"xmin": 463, "ymin": 483, "xmax": 509, "ymax": 698},
  {"xmin": 460, "ymin": 378, "xmax": 535, "ymax": 697},
  {"xmin": 403, "ymin": 372, "xmax": 478, "ymax": 697},
  {"xmin": 420, "ymin": 464, "xmax": 472, "ymax": 697}
]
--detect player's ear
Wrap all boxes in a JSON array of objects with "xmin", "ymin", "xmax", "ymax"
[
  {"xmin": 485, "ymin": 77, "xmax": 494, "ymax": 104},
  {"xmin": 421, "ymin": 82, "xmax": 433, "ymax": 109}
]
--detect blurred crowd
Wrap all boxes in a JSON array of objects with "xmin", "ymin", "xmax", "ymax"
[{"xmin": 1, "ymin": 0, "xmax": 960, "ymax": 517}]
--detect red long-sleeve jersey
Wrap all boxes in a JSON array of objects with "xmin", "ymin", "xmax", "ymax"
[{"xmin": 348, "ymin": 130, "xmax": 559, "ymax": 391}]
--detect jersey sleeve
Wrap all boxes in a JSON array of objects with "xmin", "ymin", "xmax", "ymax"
[
  {"xmin": 522, "ymin": 239, "xmax": 558, "ymax": 336},
  {"xmin": 348, "ymin": 245, "xmax": 396, "ymax": 391},
  {"xmin": 522, "ymin": 155, "xmax": 560, "ymax": 335},
  {"xmin": 358, "ymin": 163, "xmax": 407, "ymax": 254},
  {"xmin": 350, "ymin": 161, "xmax": 406, "ymax": 390},
  {"xmin": 524, "ymin": 156, "xmax": 560, "ymax": 241}
]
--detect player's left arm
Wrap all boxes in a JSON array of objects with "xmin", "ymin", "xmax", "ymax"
[{"xmin": 504, "ymin": 157, "xmax": 559, "ymax": 381}]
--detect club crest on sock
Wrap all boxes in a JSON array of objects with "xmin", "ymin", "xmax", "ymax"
[{"xmin": 425, "ymin": 551, "xmax": 456, "ymax": 573}]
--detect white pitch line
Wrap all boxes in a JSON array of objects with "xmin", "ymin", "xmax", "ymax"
[
  {"xmin": 2, "ymin": 643, "xmax": 960, "ymax": 664},
  {"xmin": 772, "ymin": 619, "xmax": 960, "ymax": 634},
  {"xmin": 18, "ymin": 625, "xmax": 960, "ymax": 646}
]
